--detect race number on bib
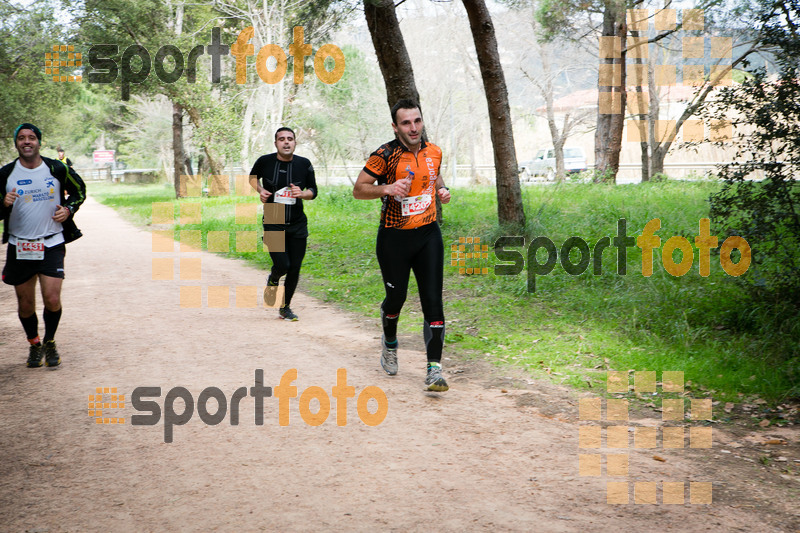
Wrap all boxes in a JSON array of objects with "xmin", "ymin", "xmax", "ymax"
[
  {"xmin": 16, "ymin": 238, "xmax": 45, "ymax": 260},
  {"xmin": 400, "ymin": 194, "xmax": 432, "ymax": 217},
  {"xmin": 274, "ymin": 187, "xmax": 296, "ymax": 205}
]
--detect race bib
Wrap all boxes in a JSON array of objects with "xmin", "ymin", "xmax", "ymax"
[
  {"xmin": 274, "ymin": 187, "xmax": 296, "ymax": 205},
  {"xmin": 16, "ymin": 238, "xmax": 45, "ymax": 260},
  {"xmin": 401, "ymin": 194, "xmax": 432, "ymax": 217}
]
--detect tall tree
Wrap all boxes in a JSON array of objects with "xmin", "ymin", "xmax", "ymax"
[
  {"xmin": 0, "ymin": 0, "xmax": 79, "ymax": 159},
  {"xmin": 594, "ymin": 0, "xmax": 627, "ymax": 182},
  {"xmin": 626, "ymin": 7, "xmax": 763, "ymax": 181},
  {"xmin": 463, "ymin": 0, "xmax": 526, "ymax": 227},
  {"xmin": 536, "ymin": 0, "xmax": 726, "ymax": 183},
  {"xmin": 71, "ymin": 0, "xmax": 200, "ymax": 195},
  {"xmin": 363, "ymin": 0, "xmax": 421, "ymax": 109}
]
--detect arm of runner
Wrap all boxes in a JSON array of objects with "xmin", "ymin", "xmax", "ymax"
[
  {"xmin": 353, "ymin": 170, "xmax": 410, "ymax": 199},
  {"xmin": 289, "ymin": 183, "xmax": 314, "ymax": 200},
  {"xmin": 305, "ymin": 162, "xmax": 318, "ymax": 199},
  {"xmin": 63, "ymin": 165, "xmax": 86, "ymax": 214},
  {"xmin": 435, "ymin": 176, "xmax": 450, "ymax": 204},
  {"xmin": 249, "ymin": 175, "xmax": 272, "ymax": 203},
  {"xmin": 3, "ymin": 187, "xmax": 18, "ymax": 208}
]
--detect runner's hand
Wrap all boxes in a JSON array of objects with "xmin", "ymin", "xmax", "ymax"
[
  {"xmin": 53, "ymin": 205, "xmax": 70, "ymax": 223},
  {"xmin": 386, "ymin": 178, "xmax": 411, "ymax": 198},
  {"xmin": 437, "ymin": 187, "xmax": 451, "ymax": 204},
  {"xmin": 3, "ymin": 187, "xmax": 18, "ymax": 207},
  {"xmin": 290, "ymin": 184, "xmax": 304, "ymax": 198},
  {"xmin": 260, "ymin": 189, "xmax": 272, "ymax": 203}
]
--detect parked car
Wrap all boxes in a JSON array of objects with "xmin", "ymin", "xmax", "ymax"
[{"xmin": 519, "ymin": 147, "xmax": 587, "ymax": 180}]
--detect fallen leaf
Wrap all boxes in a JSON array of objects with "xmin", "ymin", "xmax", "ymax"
[
  {"xmin": 724, "ymin": 402, "xmax": 735, "ymax": 413},
  {"xmin": 763, "ymin": 439, "xmax": 786, "ymax": 445},
  {"xmin": 758, "ymin": 419, "xmax": 771, "ymax": 427},
  {"xmin": 653, "ymin": 456, "xmax": 666, "ymax": 462},
  {"xmin": 501, "ymin": 389, "xmax": 508, "ymax": 393}
]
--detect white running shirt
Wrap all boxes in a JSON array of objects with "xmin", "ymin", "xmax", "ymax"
[{"xmin": 6, "ymin": 160, "xmax": 64, "ymax": 247}]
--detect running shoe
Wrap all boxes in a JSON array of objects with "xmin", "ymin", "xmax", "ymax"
[
  {"xmin": 279, "ymin": 306, "xmax": 299, "ymax": 321},
  {"xmin": 26, "ymin": 344, "xmax": 43, "ymax": 368},
  {"xmin": 425, "ymin": 364, "xmax": 449, "ymax": 392},
  {"xmin": 380, "ymin": 335, "xmax": 398, "ymax": 375},
  {"xmin": 43, "ymin": 340, "xmax": 61, "ymax": 368}
]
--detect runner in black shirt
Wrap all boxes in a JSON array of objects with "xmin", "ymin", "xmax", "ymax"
[{"xmin": 249, "ymin": 127, "xmax": 317, "ymax": 320}]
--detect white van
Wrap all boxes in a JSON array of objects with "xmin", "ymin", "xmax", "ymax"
[{"xmin": 519, "ymin": 147, "xmax": 587, "ymax": 180}]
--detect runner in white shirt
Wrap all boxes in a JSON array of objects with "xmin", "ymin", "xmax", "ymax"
[{"xmin": 1, "ymin": 123, "xmax": 86, "ymax": 368}]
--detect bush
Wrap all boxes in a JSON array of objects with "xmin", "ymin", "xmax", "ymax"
[{"xmin": 705, "ymin": 1, "xmax": 800, "ymax": 304}]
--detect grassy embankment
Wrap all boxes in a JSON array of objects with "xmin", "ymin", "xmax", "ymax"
[{"xmin": 90, "ymin": 180, "xmax": 798, "ymax": 406}]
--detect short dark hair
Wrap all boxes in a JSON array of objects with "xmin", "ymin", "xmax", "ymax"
[
  {"xmin": 57, "ymin": 146, "xmax": 64, "ymax": 152},
  {"xmin": 391, "ymin": 99, "xmax": 422, "ymax": 124},
  {"xmin": 274, "ymin": 127, "xmax": 295, "ymax": 140}
]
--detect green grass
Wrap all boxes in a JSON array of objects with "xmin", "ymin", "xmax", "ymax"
[{"xmin": 89, "ymin": 180, "xmax": 799, "ymax": 404}]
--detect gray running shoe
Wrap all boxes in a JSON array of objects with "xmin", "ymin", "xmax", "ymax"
[
  {"xmin": 27, "ymin": 344, "xmax": 43, "ymax": 368},
  {"xmin": 425, "ymin": 364, "xmax": 449, "ymax": 392},
  {"xmin": 279, "ymin": 306, "xmax": 299, "ymax": 321},
  {"xmin": 380, "ymin": 335, "xmax": 398, "ymax": 375}
]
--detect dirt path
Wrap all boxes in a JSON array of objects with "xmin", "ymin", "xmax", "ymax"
[{"xmin": 1, "ymin": 196, "xmax": 798, "ymax": 532}]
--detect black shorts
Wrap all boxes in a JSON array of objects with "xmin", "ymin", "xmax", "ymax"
[{"xmin": 2, "ymin": 243, "xmax": 66, "ymax": 286}]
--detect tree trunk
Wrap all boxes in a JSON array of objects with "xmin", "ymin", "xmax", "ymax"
[
  {"xmin": 170, "ymin": 3, "xmax": 186, "ymax": 198},
  {"xmin": 646, "ymin": 55, "xmax": 660, "ymax": 179},
  {"xmin": 631, "ymin": 29, "xmax": 650, "ymax": 183},
  {"xmin": 462, "ymin": 0, "xmax": 525, "ymax": 228},
  {"xmin": 651, "ymin": 143, "xmax": 668, "ymax": 176},
  {"xmin": 541, "ymin": 48, "xmax": 566, "ymax": 181},
  {"xmin": 172, "ymin": 101, "xmax": 185, "ymax": 198},
  {"xmin": 363, "ymin": 0, "xmax": 420, "ymax": 109},
  {"xmin": 595, "ymin": 3, "xmax": 627, "ymax": 183},
  {"xmin": 363, "ymin": 0, "xmax": 446, "ymax": 221},
  {"xmin": 186, "ymin": 107, "xmax": 225, "ymax": 178}
]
